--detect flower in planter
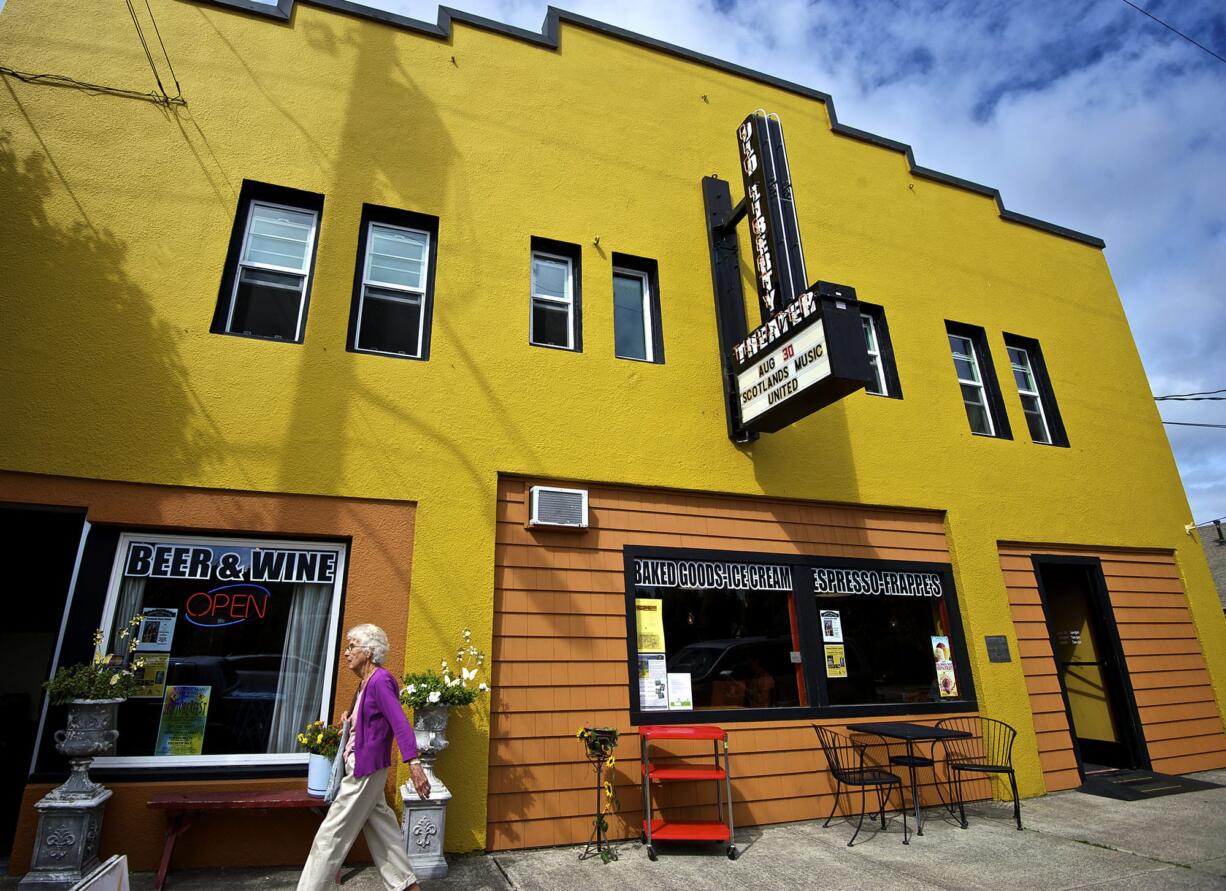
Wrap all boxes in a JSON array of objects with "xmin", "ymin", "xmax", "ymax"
[
  {"xmin": 297, "ymin": 720, "xmax": 342, "ymax": 759},
  {"xmin": 44, "ymin": 614, "xmax": 146, "ymax": 704},
  {"xmin": 401, "ymin": 628, "xmax": 490, "ymax": 711}
]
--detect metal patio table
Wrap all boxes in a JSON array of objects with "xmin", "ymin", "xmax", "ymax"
[{"xmin": 846, "ymin": 721, "xmax": 971, "ymax": 840}]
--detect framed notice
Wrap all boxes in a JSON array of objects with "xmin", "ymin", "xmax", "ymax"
[
  {"xmin": 155, "ymin": 685, "xmax": 211, "ymax": 756},
  {"xmin": 824, "ymin": 644, "xmax": 847, "ymax": 678},
  {"xmin": 932, "ymin": 636, "xmax": 958, "ymax": 698},
  {"xmin": 131, "ymin": 654, "xmax": 169, "ymax": 699},
  {"xmin": 820, "ymin": 609, "xmax": 843, "ymax": 643},
  {"xmin": 666, "ymin": 673, "xmax": 693, "ymax": 710},
  {"xmin": 136, "ymin": 608, "xmax": 177, "ymax": 653},
  {"xmin": 635, "ymin": 598, "xmax": 666, "ymax": 653},
  {"xmin": 638, "ymin": 654, "xmax": 668, "ymax": 711}
]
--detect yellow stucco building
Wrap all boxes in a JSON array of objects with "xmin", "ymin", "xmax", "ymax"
[{"xmin": 2, "ymin": 0, "xmax": 1225, "ymax": 874}]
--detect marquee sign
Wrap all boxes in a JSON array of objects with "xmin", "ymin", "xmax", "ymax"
[{"xmin": 704, "ymin": 112, "xmax": 873, "ymax": 439}]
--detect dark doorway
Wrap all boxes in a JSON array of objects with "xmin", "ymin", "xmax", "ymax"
[
  {"xmin": 0, "ymin": 505, "xmax": 85, "ymax": 857},
  {"xmin": 1034, "ymin": 557, "xmax": 1149, "ymax": 775}
]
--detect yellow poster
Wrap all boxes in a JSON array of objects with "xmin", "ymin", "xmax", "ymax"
[
  {"xmin": 824, "ymin": 644, "xmax": 847, "ymax": 678},
  {"xmin": 635, "ymin": 598, "xmax": 666, "ymax": 653},
  {"xmin": 132, "ymin": 653, "xmax": 169, "ymax": 699}
]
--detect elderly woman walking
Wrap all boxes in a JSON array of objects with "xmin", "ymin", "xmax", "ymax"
[{"xmin": 298, "ymin": 623, "xmax": 432, "ymax": 891}]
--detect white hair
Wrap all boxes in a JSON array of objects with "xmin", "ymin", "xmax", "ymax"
[{"xmin": 347, "ymin": 623, "xmax": 389, "ymax": 665}]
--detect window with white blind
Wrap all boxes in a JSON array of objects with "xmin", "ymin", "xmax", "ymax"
[
  {"xmin": 530, "ymin": 251, "xmax": 575, "ymax": 350},
  {"xmin": 949, "ymin": 332, "xmax": 996, "ymax": 436},
  {"xmin": 354, "ymin": 222, "xmax": 430, "ymax": 358},
  {"xmin": 227, "ymin": 202, "xmax": 317, "ymax": 341}
]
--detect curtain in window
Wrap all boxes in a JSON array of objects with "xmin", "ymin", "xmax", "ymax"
[
  {"xmin": 267, "ymin": 582, "xmax": 331, "ymax": 753},
  {"xmin": 109, "ymin": 576, "xmax": 147, "ymax": 654}
]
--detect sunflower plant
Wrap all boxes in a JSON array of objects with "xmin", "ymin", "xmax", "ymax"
[{"xmin": 43, "ymin": 615, "xmax": 147, "ymax": 704}]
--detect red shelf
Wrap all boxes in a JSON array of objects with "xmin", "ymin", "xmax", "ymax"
[
  {"xmin": 643, "ymin": 818, "xmax": 730, "ymax": 842},
  {"xmin": 640, "ymin": 724, "xmax": 727, "ymax": 742},
  {"xmin": 644, "ymin": 766, "xmax": 726, "ymax": 782}
]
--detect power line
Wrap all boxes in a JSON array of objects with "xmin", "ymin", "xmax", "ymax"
[
  {"xmin": 1118, "ymin": 0, "xmax": 1226, "ymax": 65},
  {"xmin": 1163, "ymin": 421, "xmax": 1226, "ymax": 428},
  {"xmin": 143, "ymin": 0, "xmax": 182, "ymax": 101},
  {"xmin": 1156, "ymin": 396, "xmax": 1226, "ymax": 402},
  {"xmin": 1195, "ymin": 514, "xmax": 1226, "ymax": 528},
  {"xmin": 0, "ymin": 65, "xmax": 184, "ymax": 106},
  {"xmin": 1155, "ymin": 388, "xmax": 1226, "ymax": 400}
]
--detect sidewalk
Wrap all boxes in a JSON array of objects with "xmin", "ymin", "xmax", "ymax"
[{"xmin": 7, "ymin": 769, "xmax": 1225, "ymax": 890}]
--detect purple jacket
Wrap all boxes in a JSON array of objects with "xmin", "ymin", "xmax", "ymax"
[{"xmin": 352, "ymin": 666, "xmax": 418, "ymax": 778}]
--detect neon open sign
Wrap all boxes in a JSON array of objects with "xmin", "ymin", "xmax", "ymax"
[{"xmin": 185, "ymin": 583, "xmax": 271, "ymax": 628}]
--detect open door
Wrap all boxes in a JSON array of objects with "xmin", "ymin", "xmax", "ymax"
[{"xmin": 1034, "ymin": 556, "xmax": 1149, "ymax": 775}]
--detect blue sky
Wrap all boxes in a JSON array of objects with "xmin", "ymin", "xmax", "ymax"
[{"xmin": 371, "ymin": 1, "xmax": 1225, "ymax": 523}]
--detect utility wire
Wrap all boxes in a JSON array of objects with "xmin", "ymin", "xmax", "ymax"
[
  {"xmin": 1118, "ymin": 0, "xmax": 1226, "ymax": 65},
  {"xmin": 1195, "ymin": 514, "xmax": 1226, "ymax": 527},
  {"xmin": 1155, "ymin": 388, "xmax": 1226, "ymax": 400},
  {"xmin": 1156, "ymin": 396, "xmax": 1226, "ymax": 402},
  {"xmin": 0, "ymin": 65, "xmax": 184, "ymax": 106},
  {"xmin": 1163, "ymin": 421, "xmax": 1226, "ymax": 428},
  {"xmin": 144, "ymin": 0, "xmax": 182, "ymax": 101},
  {"xmin": 126, "ymin": 0, "xmax": 170, "ymax": 102}
]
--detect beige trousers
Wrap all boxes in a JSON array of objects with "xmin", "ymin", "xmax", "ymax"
[{"xmin": 297, "ymin": 765, "xmax": 417, "ymax": 891}]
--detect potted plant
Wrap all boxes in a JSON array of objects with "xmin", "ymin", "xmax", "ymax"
[
  {"xmin": 576, "ymin": 726, "xmax": 621, "ymax": 863},
  {"xmin": 400, "ymin": 628, "xmax": 488, "ymax": 772},
  {"xmin": 298, "ymin": 720, "xmax": 342, "ymax": 796},
  {"xmin": 42, "ymin": 615, "xmax": 145, "ymax": 800}
]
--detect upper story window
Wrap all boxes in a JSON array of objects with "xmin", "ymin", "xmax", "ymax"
[
  {"xmin": 859, "ymin": 304, "xmax": 901, "ymax": 399},
  {"xmin": 946, "ymin": 321, "xmax": 1010, "ymax": 439},
  {"xmin": 212, "ymin": 181, "xmax": 323, "ymax": 344},
  {"xmin": 529, "ymin": 240, "xmax": 579, "ymax": 351},
  {"xmin": 347, "ymin": 206, "xmax": 439, "ymax": 360},
  {"xmin": 1004, "ymin": 333, "xmax": 1068, "ymax": 446},
  {"xmin": 612, "ymin": 253, "xmax": 664, "ymax": 364}
]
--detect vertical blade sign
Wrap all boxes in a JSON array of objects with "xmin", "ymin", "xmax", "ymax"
[{"xmin": 737, "ymin": 112, "xmax": 807, "ymax": 322}]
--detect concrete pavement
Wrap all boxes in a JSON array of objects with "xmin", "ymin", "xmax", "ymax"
[{"xmin": 6, "ymin": 769, "xmax": 1225, "ymax": 890}]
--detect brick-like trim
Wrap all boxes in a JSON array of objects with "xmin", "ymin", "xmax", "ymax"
[{"xmin": 195, "ymin": 0, "xmax": 1106, "ymax": 249}]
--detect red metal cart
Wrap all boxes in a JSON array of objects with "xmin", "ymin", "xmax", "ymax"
[{"xmin": 639, "ymin": 724, "xmax": 737, "ymax": 861}]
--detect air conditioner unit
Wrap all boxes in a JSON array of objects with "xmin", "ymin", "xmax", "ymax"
[{"xmin": 528, "ymin": 486, "xmax": 589, "ymax": 530}]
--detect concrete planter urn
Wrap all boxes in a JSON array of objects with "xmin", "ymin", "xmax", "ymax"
[
  {"xmin": 21, "ymin": 698, "xmax": 122, "ymax": 890},
  {"xmin": 400, "ymin": 706, "xmax": 453, "ymax": 881}
]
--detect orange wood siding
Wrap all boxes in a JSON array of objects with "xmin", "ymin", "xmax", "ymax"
[
  {"xmin": 1000, "ymin": 543, "xmax": 1226, "ymax": 792},
  {"xmin": 488, "ymin": 477, "xmax": 966, "ymax": 851}
]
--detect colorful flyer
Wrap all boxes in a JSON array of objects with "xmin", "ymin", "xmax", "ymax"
[
  {"xmin": 638, "ymin": 653, "xmax": 668, "ymax": 710},
  {"xmin": 136, "ymin": 608, "xmax": 177, "ymax": 653},
  {"xmin": 131, "ymin": 653, "xmax": 169, "ymax": 699},
  {"xmin": 155, "ymin": 685, "xmax": 211, "ymax": 755},
  {"xmin": 820, "ymin": 609, "xmax": 843, "ymax": 643},
  {"xmin": 666, "ymin": 672, "xmax": 693, "ymax": 710},
  {"xmin": 824, "ymin": 644, "xmax": 847, "ymax": 678},
  {"xmin": 932, "ymin": 635, "xmax": 959, "ymax": 698},
  {"xmin": 634, "ymin": 598, "xmax": 666, "ymax": 654}
]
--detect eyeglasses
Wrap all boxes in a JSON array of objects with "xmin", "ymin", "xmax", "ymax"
[{"xmin": 344, "ymin": 643, "xmax": 368, "ymax": 652}]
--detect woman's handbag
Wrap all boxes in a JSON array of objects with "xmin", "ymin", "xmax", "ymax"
[{"xmin": 324, "ymin": 717, "xmax": 351, "ymax": 805}]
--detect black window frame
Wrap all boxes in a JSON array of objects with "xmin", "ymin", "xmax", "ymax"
[
  {"xmin": 346, "ymin": 204, "xmax": 440, "ymax": 361},
  {"xmin": 623, "ymin": 545, "xmax": 976, "ymax": 727},
  {"xmin": 1003, "ymin": 332, "xmax": 1069, "ymax": 447},
  {"xmin": 610, "ymin": 252, "xmax": 664, "ymax": 364},
  {"xmin": 528, "ymin": 236, "xmax": 582, "ymax": 353},
  {"xmin": 946, "ymin": 320, "xmax": 1012, "ymax": 440},
  {"xmin": 859, "ymin": 302, "xmax": 903, "ymax": 399},
  {"xmin": 211, "ymin": 179, "xmax": 324, "ymax": 345}
]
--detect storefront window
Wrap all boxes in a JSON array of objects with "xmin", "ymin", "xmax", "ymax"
[
  {"xmin": 97, "ymin": 533, "xmax": 345, "ymax": 767},
  {"xmin": 630, "ymin": 556, "xmax": 806, "ymax": 713},
  {"xmin": 813, "ymin": 565, "xmax": 963, "ymax": 706}
]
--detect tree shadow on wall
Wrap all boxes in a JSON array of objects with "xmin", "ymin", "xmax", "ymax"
[{"xmin": 0, "ymin": 129, "xmax": 222, "ymax": 477}]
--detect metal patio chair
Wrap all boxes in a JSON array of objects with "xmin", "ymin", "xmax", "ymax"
[
  {"xmin": 934, "ymin": 716, "xmax": 1022, "ymax": 830},
  {"xmin": 813, "ymin": 725, "xmax": 909, "ymax": 846}
]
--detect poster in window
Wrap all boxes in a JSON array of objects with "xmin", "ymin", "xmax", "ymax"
[
  {"xmin": 820, "ymin": 609, "xmax": 843, "ymax": 643},
  {"xmin": 155, "ymin": 685, "xmax": 211, "ymax": 755},
  {"xmin": 131, "ymin": 653, "xmax": 169, "ymax": 699},
  {"xmin": 638, "ymin": 653, "xmax": 668, "ymax": 710},
  {"xmin": 824, "ymin": 644, "xmax": 847, "ymax": 678},
  {"xmin": 635, "ymin": 598, "xmax": 667, "ymax": 654},
  {"xmin": 932, "ymin": 635, "xmax": 958, "ymax": 698},
  {"xmin": 136, "ymin": 608, "xmax": 177, "ymax": 653},
  {"xmin": 667, "ymin": 673, "xmax": 693, "ymax": 710}
]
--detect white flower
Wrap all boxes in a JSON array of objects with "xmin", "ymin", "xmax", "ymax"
[
  {"xmin": 478, "ymin": 683, "xmax": 488, "ymax": 692},
  {"xmin": 462, "ymin": 667, "xmax": 477, "ymax": 682},
  {"xmin": 463, "ymin": 628, "xmax": 472, "ymax": 641},
  {"xmin": 443, "ymin": 672, "xmax": 452, "ymax": 685},
  {"xmin": 427, "ymin": 691, "xmax": 441, "ymax": 704},
  {"xmin": 406, "ymin": 684, "xmax": 416, "ymax": 695},
  {"xmin": 447, "ymin": 677, "xmax": 460, "ymax": 687}
]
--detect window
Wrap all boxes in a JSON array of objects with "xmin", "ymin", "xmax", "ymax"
[
  {"xmin": 946, "ymin": 322, "xmax": 1010, "ymax": 438},
  {"xmin": 611, "ymin": 253, "xmax": 664, "ymax": 363},
  {"xmin": 349, "ymin": 206, "xmax": 439, "ymax": 359},
  {"xmin": 94, "ymin": 532, "xmax": 345, "ymax": 768},
  {"xmin": 1004, "ymin": 333, "xmax": 1068, "ymax": 446},
  {"xmin": 213, "ymin": 181, "xmax": 323, "ymax": 343},
  {"xmin": 859, "ymin": 303, "xmax": 902, "ymax": 398},
  {"xmin": 529, "ymin": 238, "xmax": 581, "ymax": 351}
]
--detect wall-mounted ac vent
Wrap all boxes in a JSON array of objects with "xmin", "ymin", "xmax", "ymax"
[{"xmin": 528, "ymin": 486, "xmax": 588, "ymax": 530}]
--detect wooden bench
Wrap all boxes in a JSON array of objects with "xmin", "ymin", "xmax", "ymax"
[{"xmin": 147, "ymin": 789, "xmax": 327, "ymax": 890}]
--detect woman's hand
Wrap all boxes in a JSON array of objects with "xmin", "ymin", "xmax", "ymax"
[
  {"xmin": 410, "ymin": 762, "xmax": 430, "ymax": 799},
  {"xmin": 341, "ymin": 710, "xmax": 350, "ymax": 723}
]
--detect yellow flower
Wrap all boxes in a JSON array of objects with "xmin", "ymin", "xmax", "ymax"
[{"xmin": 109, "ymin": 673, "xmax": 119, "ymax": 686}]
